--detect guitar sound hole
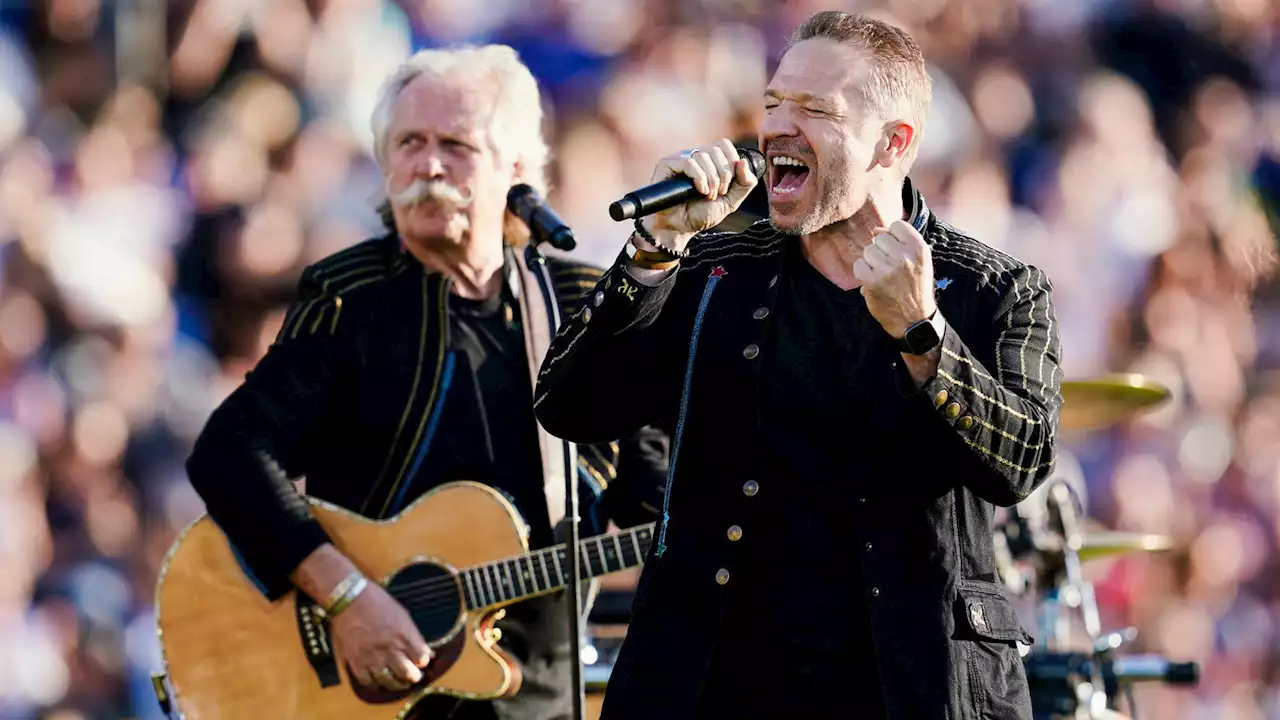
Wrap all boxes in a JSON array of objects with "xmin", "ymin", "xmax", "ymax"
[
  {"xmin": 348, "ymin": 561, "xmax": 467, "ymax": 705},
  {"xmin": 386, "ymin": 561, "xmax": 465, "ymax": 643}
]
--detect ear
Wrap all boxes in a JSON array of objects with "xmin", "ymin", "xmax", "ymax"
[{"xmin": 875, "ymin": 120, "xmax": 915, "ymax": 170}]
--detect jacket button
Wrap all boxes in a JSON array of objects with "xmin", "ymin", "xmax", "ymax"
[
  {"xmin": 743, "ymin": 344, "xmax": 760, "ymax": 359},
  {"xmin": 958, "ymin": 416, "xmax": 973, "ymax": 430},
  {"xmin": 934, "ymin": 390, "xmax": 948, "ymax": 407},
  {"xmin": 593, "ymin": 291, "xmax": 604, "ymax": 307},
  {"xmin": 768, "ymin": 275, "xmax": 778, "ymax": 289},
  {"xmin": 944, "ymin": 402, "xmax": 961, "ymax": 419},
  {"xmin": 743, "ymin": 480, "xmax": 759, "ymax": 496},
  {"xmin": 752, "ymin": 307, "xmax": 769, "ymax": 320},
  {"xmin": 727, "ymin": 525, "xmax": 743, "ymax": 541},
  {"xmin": 871, "ymin": 587, "xmax": 881, "ymax": 597},
  {"xmin": 858, "ymin": 496, "xmax": 866, "ymax": 503},
  {"xmin": 715, "ymin": 568, "xmax": 730, "ymax": 585},
  {"xmin": 581, "ymin": 308, "xmax": 592, "ymax": 324},
  {"xmin": 864, "ymin": 542, "xmax": 872, "ymax": 551}
]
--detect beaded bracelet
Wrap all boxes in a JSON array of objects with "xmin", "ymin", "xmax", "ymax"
[
  {"xmin": 625, "ymin": 237, "xmax": 681, "ymax": 271},
  {"xmin": 633, "ymin": 218, "xmax": 689, "ymax": 259}
]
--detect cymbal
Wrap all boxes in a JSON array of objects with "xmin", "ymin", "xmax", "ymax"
[
  {"xmin": 1076, "ymin": 531, "xmax": 1175, "ymax": 561},
  {"xmin": 1060, "ymin": 374, "xmax": 1171, "ymax": 432}
]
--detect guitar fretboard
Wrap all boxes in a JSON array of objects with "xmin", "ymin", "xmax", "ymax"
[{"xmin": 461, "ymin": 523, "xmax": 655, "ymax": 610}]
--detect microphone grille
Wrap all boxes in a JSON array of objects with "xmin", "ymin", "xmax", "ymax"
[
  {"xmin": 506, "ymin": 183, "xmax": 536, "ymax": 213},
  {"xmin": 738, "ymin": 148, "xmax": 767, "ymax": 179}
]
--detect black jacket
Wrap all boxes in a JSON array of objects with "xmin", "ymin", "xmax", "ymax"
[
  {"xmin": 185, "ymin": 235, "xmax": 668, "ymax": 717},
  {"xmin": 533, "ymin": 186, "xmax": 1064, "ymax": 720}
]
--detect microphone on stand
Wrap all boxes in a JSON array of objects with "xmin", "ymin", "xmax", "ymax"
[
  {"xmin": 608, "ymin": 147, "xmax": 768, "ymax": 221},
  {"xmin": 508, "ymin": 184, "xmax": 576, "ymax": 251},
  {"xmin": 505, "ymin": 181, "xmax": 587, "ymax": 720}
]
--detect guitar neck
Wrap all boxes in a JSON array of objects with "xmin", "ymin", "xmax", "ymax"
[{"xmin": 460, "ymin": 523, "xmax": 656, "ymax": 610}]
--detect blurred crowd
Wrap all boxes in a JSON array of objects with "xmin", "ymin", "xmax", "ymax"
[{"xmin": 1, "ymin": 0, "xmax": 1279, "ymax": 718}]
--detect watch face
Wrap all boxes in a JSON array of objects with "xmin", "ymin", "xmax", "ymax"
[{"xmin": 904, "ymin": 317, "xmax": 941, "ymax": 354}]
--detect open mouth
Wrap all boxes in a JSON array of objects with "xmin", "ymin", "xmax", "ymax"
[{"xmin": 770, "ymin": 155, "xmax": 810, "ymax": 196}]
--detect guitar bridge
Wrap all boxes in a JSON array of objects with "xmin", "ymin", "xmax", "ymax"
[{"xmin": 296, "ymin": 594, "xmax": 342, "ymax": 688}]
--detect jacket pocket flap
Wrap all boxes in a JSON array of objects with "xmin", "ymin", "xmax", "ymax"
[{"xmin": 956, "ymin": 579, "xmax": 1034, "ymax": 645}]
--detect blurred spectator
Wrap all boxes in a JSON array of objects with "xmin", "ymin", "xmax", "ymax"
[{"xmin": 1, "ymin": 0, "xmax": 1279, "ymax": 718}]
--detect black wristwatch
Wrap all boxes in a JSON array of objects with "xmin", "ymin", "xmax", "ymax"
[{"xmin": 894, "ymin": 310, "xmax": 947, "ymax": 355}]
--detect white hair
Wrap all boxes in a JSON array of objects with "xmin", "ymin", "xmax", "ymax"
[{"xmin": 371, "ymin": 45, "xmax": 550, "ymax": 195}]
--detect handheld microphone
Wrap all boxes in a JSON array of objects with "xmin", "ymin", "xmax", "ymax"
[
  {"xmin": 508, "ymin": 184, "xmax": 576, "ymax": 252},
  {"xmin": 608, "ymin": 147, "xmax": 768, "ymax": 222}
]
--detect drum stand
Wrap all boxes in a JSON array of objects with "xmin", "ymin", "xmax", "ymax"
[{"xmin": 1008, "ymin": 480, "xmax": 1199, "ymax": 720}]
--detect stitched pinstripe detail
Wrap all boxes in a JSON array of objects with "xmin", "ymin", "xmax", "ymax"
[
  {"xmin": 938, "ymin": 368, "xmax": 1042, "ymax": 425},
  {"xmin": 388, "ymin": 350, "xmax": 458, "ymax": 515},
  {"xmin": 377, "ymin": 278, "xmax": 451, "ymax": 517},
  {"xmin": 958, "ymin": 435, "xmax": 1055, "ymax": 474}
]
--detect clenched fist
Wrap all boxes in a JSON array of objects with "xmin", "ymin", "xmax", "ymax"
[{"xmin": 854, "ymin": 218, "xmax": 937, "ymax": 339}]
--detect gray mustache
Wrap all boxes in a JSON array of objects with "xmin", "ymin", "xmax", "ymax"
[{"xmin": 389, "ymin": 178, "xmax": 474, "ymax": 208}]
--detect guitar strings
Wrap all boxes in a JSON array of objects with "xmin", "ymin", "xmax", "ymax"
[
  {"xmin": 349, "ymin": 534, "xmax": 654, "ymax": 616},
  {"xmin": 387, "ymin": 541, "xmax": 637, "ymax": 612},
  {"xmin": 389, "ymin": 546, "xmax": 619, "ymax": 616}
]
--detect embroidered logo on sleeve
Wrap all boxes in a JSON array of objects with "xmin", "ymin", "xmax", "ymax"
[
  {"xmin": 936, "ymin": 277, "xmax": 953, "ymax": 291},
  {"xmin": 617, "ymin": 277, "xmax": 638, "ymax": 301}
]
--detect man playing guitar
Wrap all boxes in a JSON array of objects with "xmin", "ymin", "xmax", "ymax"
[{"xmin": 183, "ymin": 44, "xmax": 668, "ymax": 720}]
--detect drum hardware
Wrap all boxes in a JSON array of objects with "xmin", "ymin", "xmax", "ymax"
[
  {"xmin": 1006, "ymin": 480, "xmax": 1198, "ymax": 719},
  {"xmin": 1025, "ymin": 649, "xmax": 1199, "ymax": 719},
  {"xmin": 999, "ymin": 373, "xmax": 1193, "ymax": 718}
]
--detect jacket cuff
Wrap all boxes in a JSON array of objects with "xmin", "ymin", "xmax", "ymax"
[
  {"xmin": 216, "ymin": 516, "xmax": 331, "ymax": 601},
  {"xmin": 895, "ymin": 324, "xmax": 976, "ymax": 435},
  {"xmin": 571, "ymin": 250, "xmax": 679, "ymax": 335}
]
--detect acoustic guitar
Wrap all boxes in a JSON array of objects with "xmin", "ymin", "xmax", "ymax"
[{"xmin": 153, "ymin": 480, "xmax": 654, "ymax": 719}]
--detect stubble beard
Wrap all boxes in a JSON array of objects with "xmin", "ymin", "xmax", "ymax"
[{"xmin": 768, "ymin": 173, "xmax": 856, "ymax": 237}]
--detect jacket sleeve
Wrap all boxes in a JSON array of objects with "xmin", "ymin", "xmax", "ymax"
[
  {"xmin": 185, "ymin": 267, "xmax": 347, "ymax": 600},
  {"xmin": 903, "ymin": 265, "xmax": 1064, "ymax": 507},
  {"xmin": 599, "ymin": 423, "xmax": 670, "ymax": 530},
  {"xmin": 534, "ymin": 246, "xmax": 697, "ymax": 444}
]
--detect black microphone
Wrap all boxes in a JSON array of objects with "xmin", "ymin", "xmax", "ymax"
[
  {"xmin": 608, "ymin": 148, "xmax": 768, "ymax": 222},
  {"xmin": 508, "ymin": 184, "xmax": 576, "ymax": 251}
]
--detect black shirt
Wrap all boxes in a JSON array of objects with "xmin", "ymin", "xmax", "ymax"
[
  {"xmin": 701, "ymin": 238, "xmax": 886, "ymax": 717},
  {"xmin": 424, "ymin": 288, "xmax": 574, "ymax": 657}
]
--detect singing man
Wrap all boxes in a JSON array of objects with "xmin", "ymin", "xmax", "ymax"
[
  {"xmin": 184, "ymin": 45, "xmax": 668, "ymax": 720},
  {"xmin": 534, "ymin": 12, "xmax": 1062, "ymax": 719}
]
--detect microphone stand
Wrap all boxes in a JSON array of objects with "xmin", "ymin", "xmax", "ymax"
[{"xmin": 519, "ymin": 209, "xmax": 587, "ymax": 720}]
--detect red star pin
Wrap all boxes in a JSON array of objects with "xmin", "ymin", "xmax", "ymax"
[{"xmin": 709, "ymin": 266, "xmax": 727, "ymax": 278}]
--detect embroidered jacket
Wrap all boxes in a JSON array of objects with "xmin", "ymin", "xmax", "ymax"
[
  {"xmin": 186, "ymin": 235, "xmax": 667, "ymax": 602},
  {"xmin": 533, "ymin": 180, "xmax": 1063, "ymax": 720}
]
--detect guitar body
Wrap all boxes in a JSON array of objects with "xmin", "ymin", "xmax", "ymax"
[{"xmin": 156, "ymin": 481, "xmax": 530, "ymax": 720}]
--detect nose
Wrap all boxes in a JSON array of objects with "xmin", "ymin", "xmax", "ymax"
[
  {"xmin": 760, "ymin": 106, "xmax": 798, "ymax": 148},
  {"xmin": 414, "ymin": 147, "xmax": 446, "ymax": 179}
]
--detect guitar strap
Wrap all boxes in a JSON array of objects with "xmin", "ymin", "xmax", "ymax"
[{"xmin": 509, "ymin": 246, "xmax": 572, "ymax": 530}]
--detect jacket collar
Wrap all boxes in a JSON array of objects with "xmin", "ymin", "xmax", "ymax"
[{"xmin": 903, "ymin": 176, "xmax": 931, "ymax": 236}]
